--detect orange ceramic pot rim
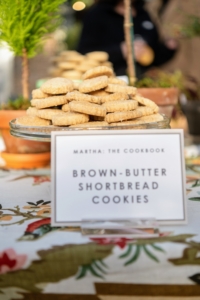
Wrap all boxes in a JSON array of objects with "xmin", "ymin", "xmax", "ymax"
[{"xmin": 1, "ymin": 151, "xmax": 50, "ymax": 169}]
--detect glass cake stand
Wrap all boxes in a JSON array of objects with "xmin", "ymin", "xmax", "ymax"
[{"xmin": 9, "ymin": 114, "xmax": 170, "ymax": 142}]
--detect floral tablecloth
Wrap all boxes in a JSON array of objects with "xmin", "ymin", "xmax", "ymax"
[{"xmin": 1, "ymin": 146, "xmax": 200, "ymax": 299}]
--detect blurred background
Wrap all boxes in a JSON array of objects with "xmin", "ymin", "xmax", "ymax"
[
  {"xmin": 1, "ymin": 0, "xmax": 200, "ymax": 140},
  {"xmin": 9, "ymin": 0, "xmax": 200, "ymax": 94}
]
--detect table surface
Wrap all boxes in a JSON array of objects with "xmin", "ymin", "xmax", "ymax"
[{"xmin": 1, "ymin": 139, "xmax": 200, "ymax": 300}]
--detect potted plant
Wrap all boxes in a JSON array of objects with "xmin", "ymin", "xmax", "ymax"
[
  {"xmin": 172, "ymin": 13, "xmax": 200, "ymax": 135},
  {"xmin": 134, "ymin": 70, "xmax": 183, "ymax": 118},
  {"xmin": 0, "ymin": 0, "xmax": 66, "ymax": 168},
  {"xmin": 179, "ymin": 77, "xmax": 200, "ymax": 136}
]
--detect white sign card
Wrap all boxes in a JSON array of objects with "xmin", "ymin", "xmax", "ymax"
[{"xmin": 51, "ymin": 129, "xmax": 187, "ymax": 226}]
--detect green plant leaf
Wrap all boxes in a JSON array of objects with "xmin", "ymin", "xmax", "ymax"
[
  {"xmin": 88, "ymin": 265, "xmax": 104, "ymax": 279},
  {"xmin": 143, "ymin": 245, "xmax": 159, "ymax": 262},
  {"xmin": 192, "ymin": 180, "xmax": 200, "ymax": 187},
  {"xmin": 189, "ymin": 197, "xmax": 200, "ymax": 201},
  {"xmin": 150, "ymin": 244, "xmax": 165, "ymax": 253},
  {"xmin": 119, "ymin": 244, "xmax": 133, "ymax": 258},
  {"xmin": 36, "ymin": 200, "xmax": 44, "ymax": 205},
  {"xmin": 92, "ymin": 261, "xmax": 107, "ymax": 274},
  {"xmin": 76, "ymin": 266, "xmax": 87, "ymax": 280},
  {"xmin": 27, "ymin": 202, "xmax": 37, "ymax": 206},
  {"xmin": 124, "ymin": 245, "xmax": 140, "ymax": 266},
  {"xmin": 98, "ymin": 259, "xmax": 108, "ymax": 269}
]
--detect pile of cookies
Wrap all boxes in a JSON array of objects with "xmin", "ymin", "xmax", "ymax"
[
  {"xmin": 16, "ymin": 65, "xmax": 164, "ymax": 128},
  {"xmin": 49, "ymin": 50, "xmax": 113, "ymax": 80}
]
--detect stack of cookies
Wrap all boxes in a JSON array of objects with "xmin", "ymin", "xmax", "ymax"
[
  {"xmin": 16, "ymin": 65, "xmax": 164, "ymax": 128},
  {"xmin": 49, "ymin": 50, "xmax": 113, "ymax": 80}
]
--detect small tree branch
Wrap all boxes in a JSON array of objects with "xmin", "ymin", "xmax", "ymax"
[
  {"xmin": 22, "ymin": 48, "xmax": 29, "ymax": 99},
  {"xmin": 124, "ymin": 0, "xmax": 136, "ymax": 85}
]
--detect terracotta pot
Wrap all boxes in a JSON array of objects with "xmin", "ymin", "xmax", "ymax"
[
  {"xmin": 0, "ymin": 110, "xmax": 51, "ymax": 168},
  {"xmin": 137, "ymin": 87, "xmax": 179, "ymax": 118}
]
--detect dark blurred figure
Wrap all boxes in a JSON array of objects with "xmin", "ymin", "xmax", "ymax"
[{"xmin": 77, "ymin": 0, "xmax": 178, "ymax": 77}]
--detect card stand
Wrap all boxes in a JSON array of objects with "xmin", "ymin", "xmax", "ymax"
[{"xmin": 81, "ymin": 218, "xmax": 159, "ymax": 238}]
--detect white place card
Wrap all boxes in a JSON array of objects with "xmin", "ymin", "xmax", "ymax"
[{"xmin": 51, "ymin": 129, "xmax": 187, "ymax": 226}]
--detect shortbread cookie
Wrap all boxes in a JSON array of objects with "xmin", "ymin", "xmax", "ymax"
[
  {"xmin": 58, "ymin": 61, "xmax": 78, "ymax": 70},
  {"xmin": 108, "ymin": 77, "xmax": 127, "ymax": 86},
  {"xmin": 62, "ymin": 103, "xmax": 70, "ymax": 112},
  {"xmin": 40, "ymin": 77, "xmax": 74, "ymax": 94},
  {"xmin": 133, "ymin": 113, "xmax": 164, "ymax": 124},
  {"xmin": 79, "ymin": 76, "xmax": 108, "ymax": 93},
  {"xmin": 31, "ymin": 99, "xmax": 41, "ymax": 107},
  {"xmin": 36, "ymin": 109, "xmax": 66, "ymax": 120},
  {"xmin": 48, "ymin": 67, "xmax": 62, "ymax": 77},
  {"xmin": 83, "ymin": 66, "xmax": 114, "ymax": 80},
  {"xmin": 89, "ymin": 89, "xmax": 110, "ymax": 97},
  {"xmin": 100, "ymin": 92, "xmax": 129, "ymax": 103},
  {"xmin": 69, "ymin": 101, "xmax": 106, "ymax": 117},
  {"xmin": 70, "ymin": 121, "xmax": 108, "ymax": 127},
  {"xmin": 101, "ymin": 61, "xmax": 113, "ymax": 68},
  {"xmin": 135, "ymin": 106, "xmax": 155, "ymax": 116},
  {"xmin": 102, "ymin": 100, "xmax": 138, "ymax": 112},
  {"xmin": 73, "ymin": 81, "xmax": 81, "ymax": 90},
  {"xmin": 66, "ymin": 91, "xmax": 100, "ymax": 104},
  {"xmin": 52, "ymin": 112, "xmax": 89, "ymax": 126},
  {"xmin": 32, "ymin": 89, "xmax": 49, "ymax": 99},
  {"xmin": 109, "ymin": 121, "xmax": 144, "ymax": 128},
  {"xmin": 33, "ymin": 95, "xmax": 68, "ymax": 109},
  {"xmin": 105, "ymin": 110, "xmax": 143, "ymax": 123},
  {"xmin": 86, "ymin": 51, "xmax": 109, "ymax": 62},
  {"xmin": 26, "ymin": 106, "xmax": 38, "ymax": 116},
  {"xmin": 64, "ymin": 53, "xmax": 85, "ymax": 62},
  {"xmin": 16, "ymin": 115, "xmax": 50, "ymax": 126},
  {"xmin": 133, "ymin": 95, "xmax": 159, "ymax": 112},
  {"xmin": 105, "ymin": 84, "xmax": 137, "ymax": 95},
  {"xmin": 62, "ymin": 70, "xmax": 82, "ymax": 80}
]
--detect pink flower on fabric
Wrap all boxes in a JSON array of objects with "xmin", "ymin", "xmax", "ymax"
[
  {"xmin": 33, "ymin": 176, "xmax": 50, "ymax": 185},
  {"xmin": 90, "ymin": 237, "xmax": 133, "ymax": 249},
  {"xmin": 0, "ymin": 249, "xmax": 27, "ymax": 274}
]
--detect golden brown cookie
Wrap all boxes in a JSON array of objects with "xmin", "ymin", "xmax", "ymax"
[
  {"xmin": 70, "ymin": 121, "xmax": 108, "ymax": 127},
  {"xmin": 62, "ymin": 70, "xmax": 82, "ymax": 80},
  {"xmin": 108, "ymin": 77, "xmax": 128, "ymax": 86},
  {"xmin": 89, "ymin": 89, "xmax": 110, "ymax": 97},
  {"xmin": 62, "ymin": 103, "xmax": 70, "ymax": 112},
  {"xmin": 83, "ymin": 66, "xmax": 114, "ymax": 80},
  {"xmin": 30, "ymin": 99, "xmax": 41, "ymax": 107},
  {"xmin": 26, "ymin": 106, "xmax": 38, "ymax": 116},
  {"xmin": 33, "ymin": 95, "xmax": 68, "ymax": 109},
  {"xmin": 79, "ymin": 76, "xmax": 108, "ymax": 93},
  {"xmin": 102, "ymin": 100, "xmax": 138, "ymax": 112},
  {"xmin": 16, "ymin": 115, "xmax": 51, "ymax": 126},
  {"xmin": 105, "ymin": 83, "xmax": 137, "ymax": 95},
  {"xmin": 58, "ymin": 61, "xmax": 78, "ymax": 70},
  {"xmin": 66, "ymin": 91, "xmax": 100, "ymax": 104},
  {"xmin": 85, "ymin": 51, "xmax": 109, "ymax": 62},
  {"xmin": 135, "ymin": 106, "xmax": 156, "ymax": 116},
  {"xmin": 100, "ymin": 92, "xmax": 129, "ymax": 103},
  {"xmin": 36, "ymin": 109, "xmax": 66, "ymax": 120},
  {"xmin": 132, "ymin": 95, "xmax": 159, "ymax": 112},
  {"xmin": 52, "ymin": 112, "xmax": 89, "ymax": 126},
  {"xmin": 105, "ymin": 110, "xmax": 143, "ymax": 123},
  {"xmin": 32, "ymin": 88, "xmax": 49, "ymax": 99},
  {"xmin": 133, "ymin": 113, "xmax": 164, "ymax": 124},
  {"xmin": 69, "ymin": 101, "xmax": 106, "ymax": 117},
  {"xmin": 40, "ymin": 77, "xmax": 74, "ymax": 94},
  {"xmin": 73, "ymin": 81, "xmax": 81, "ymax": 90}
]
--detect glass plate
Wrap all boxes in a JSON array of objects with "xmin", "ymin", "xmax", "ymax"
[{"xmin": 9, "ymin": 114, "xmax": 170, "ymax": 142}]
